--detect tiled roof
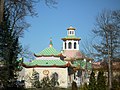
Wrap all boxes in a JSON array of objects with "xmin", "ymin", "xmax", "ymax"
[
  {"xmin": 34, "ymin": 47, "xmax": 60, "ymax": 57},
  {"xmin": 73, "ymin": 60, "xmax": 92, "ymax": 70},
  {"xmin": 23, "ymin": 59, "xmax": 67, "ymax": 67}
]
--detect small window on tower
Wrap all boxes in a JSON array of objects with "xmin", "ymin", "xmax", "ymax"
[
  {"xmin": 74, "ymin": 42, "xmax": 76, "ymax": 49},
  {"xmin": 68, "ymin": 42, "xmax": 72, "ymax": 49},
  {"xmin": 65, "ymin": 42, "xmax": 66, "ymax": 49},
  {"xmin": 72, "ymin": 31, "xmax": 73, "ymax": 34}
]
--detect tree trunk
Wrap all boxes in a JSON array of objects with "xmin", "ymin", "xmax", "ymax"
[
  {"xmin": 0, "ymin": 0, "xmax": 4, "ymax": 23},
  {"xmin": 108, "ymin": 51, "xmax": 112, "ymax": 90},
  {"xmin": 107, "ymin": 32, "xmax": 112, "ymax": 90}
]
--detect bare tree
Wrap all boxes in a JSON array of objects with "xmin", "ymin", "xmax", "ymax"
[
  {"xmin": 0, "ymin": 0, "xmax": 4, "ymax": 23},
  {"xmin": 92, "ymin": 10, "xmax": 120, "ymax": 90},
  {"xmin": 0, "ymin": 0, "xmax": 58, "ymax": 36},
  {"xmin": 19, "ymin": 45, "xmax": 35, "ymax": 60},
  {"xmin": 0, "ymin": 0, "xmax": 58, "ymax": 60},
  {"xmin": 81, "ymin": 38, "xmax": 95, "ymax": 58}
]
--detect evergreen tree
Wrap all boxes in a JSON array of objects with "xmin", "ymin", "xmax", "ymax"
[
  {"xmin": 88, "ymin": 71, "xmax": 96, "ymax": 90},
  {"xmin": 41, "ymin": 76, "xmax": 51, "ymax": 90},
  {"xmin": 96, "ymin": 71, "xmax": 106, "ymax": 90},
  {"xmin": 72, "ymin": 81, "xmax": 77, "ymax": 90},
  {"xmin": 112, "ymin": 74, "xmax": 120, "ymax": 89},
  {"xmin": 31, "ymin": 69, "xmax": 40, "ymax": 88},
  {"xmin": 0, "ymin": 8, "xmax": 22, "ymax": 88},
  {"xmin": 50, "ymin": 72, "xmax": 59, "ymax": 90}
]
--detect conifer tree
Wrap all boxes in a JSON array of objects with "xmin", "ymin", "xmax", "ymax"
[
  {"xmin": 96, "ymin": 71, "xmax": 106, "ymax": 90},
  {"xmin": 88, "ymin": 71, "xmax": 96, "ymax": 90},
  {"xmin": 31, "ymin": 69, "xmax": 40, "ymax": 88},
  {"xmin": 72, "ymin": 81, "xmax": 77, "ymax": 90},
  {"xmin": 41, "ymin": 76, "xmax": 51, "ymax": 90},
  {"xmin": 0, "ymin": 8, "xmax": 22, "ymax": 88}
]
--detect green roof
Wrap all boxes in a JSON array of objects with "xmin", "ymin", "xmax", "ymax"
[
  {"xmin": 24, "ymin": 59, "xmax": 66, "ymax": 67},
  {"xmin": 73, "ymin": 60, "xmax": 92, "ymax": 70},
  {"xmin": 62, "ymin": 35, "xmax": 80, "ymax": 40},
  {"xmin": 35, "ymin": 47, "xmax": 60, "ymax": 56}
]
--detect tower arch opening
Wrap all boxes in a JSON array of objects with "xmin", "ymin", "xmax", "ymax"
[
  {"xmin": 65, "ymin": 42, "xmax": 66, "ymax": 49},
  {"xmin": 74, "ymin": 42, "xmax": 77, "ymax": 49},
  {"xmin": 68, "ymin": 42, "xmax": 72, "ymax": 49}
]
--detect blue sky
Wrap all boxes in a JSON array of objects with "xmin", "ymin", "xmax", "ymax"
[{"xmin": 20, "ymin": 0, "xmax": 120, "ymax": 55}]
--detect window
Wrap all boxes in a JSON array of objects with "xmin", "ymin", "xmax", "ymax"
[
  {"xmin": 65, "ymin": 42, "xmax": 66, "ymax": 49},
  {"xmin": 72, "ymin": 31, "xmax": 74, "ymax": 34},
  {"xmin": 74, "ymin": 42, "xmax": 76, "ymax": 49},
  {"xmin": 68, "ymin": 42, "xmax": 72, "ymax": 49},
  {"xmin": 73, "ymin": 31, "xmax": 74, "ymax": 34}
]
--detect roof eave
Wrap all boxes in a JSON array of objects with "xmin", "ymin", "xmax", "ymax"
[
  {"xmin": 34, "ymin": 53, "xmax": 66, "ymax": 58},
  {"xmin": 61, "ymin": 38, "xmax": 81, "ymax": 41},
  {"xmin": 22, "ymin": 63, "xmax": 68, "ymax": 68}
]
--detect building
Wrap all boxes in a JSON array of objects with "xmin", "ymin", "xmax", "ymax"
[
  {"xmin": 20, "ymin": 39, "xmax": 69, "ymax": 88},
  {"xmin": 61, "ymin": 26, "xmax": 92, "ymax": 85},
  {"xmin": 19, "ymin": 26, "xmax": 92, "ymax": 88}
]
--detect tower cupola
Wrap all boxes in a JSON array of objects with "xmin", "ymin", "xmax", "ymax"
[
  {"xmin": 62, "ymin": 26, "xmax": 81, "ymax": 50},
  {"xmin": 67, "ymin": 26, "xmax": 76, "ymax": 36}
]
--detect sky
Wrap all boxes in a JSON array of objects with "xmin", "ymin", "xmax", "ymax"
[{"xmin": 20, "ymin": 0, "xmax": 120, "ymax": 56}]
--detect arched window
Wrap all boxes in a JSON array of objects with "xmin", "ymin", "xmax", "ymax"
[
  {"xmin": 65, "ymin": 42, "xmax": 66, "ymax": 49},
  {"xmin": 68, "ymin": 42, "xmax": 72, "ymax": 49},
  {"xmin": 74, "ymin": 42, "xmax": 76, "ymax": 49}
]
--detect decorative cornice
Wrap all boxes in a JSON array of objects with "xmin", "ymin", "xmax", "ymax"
[
  {"xmin": 67, "ymin": 28, "xmax": 76, "ymax": 30},
  {"xmin": 62, "ymin": 38, "xmax": 81, "ymax": 41},
  {"xmin": 34, "ymin": 53, "xmax": 66, "ymax": 58},
  {"xmin": 22, "ymin": 63, "xmax": 69, "ymax": 68}
]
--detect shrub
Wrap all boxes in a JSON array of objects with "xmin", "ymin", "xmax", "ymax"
[
  {"xmin": 72, "ymin": 81, "xmax": 77, "ymax": 90},
  {"xmin": 88, "ymin": 71, "xmax": 96, "ymax": 90},
  {"xmin": 96, "ymin": 71, "xmax": 106, "ymax": 90}
]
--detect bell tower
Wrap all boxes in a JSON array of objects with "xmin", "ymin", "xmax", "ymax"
[{"xmin": 62, "ymin": 26, "xmax": 80, "ymax": 51}]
